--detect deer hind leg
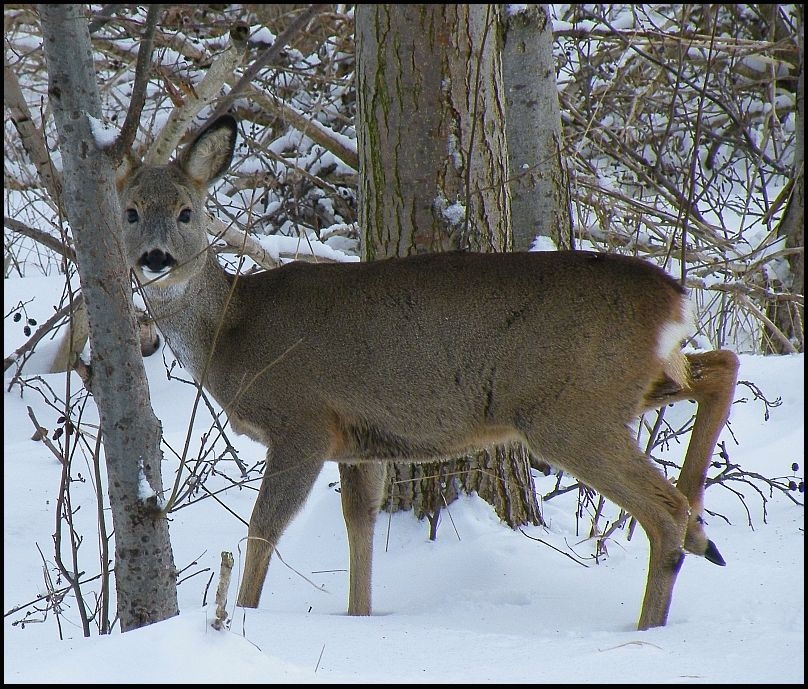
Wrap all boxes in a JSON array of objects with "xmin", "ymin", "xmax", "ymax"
[
  {"xmin": 236, "ymin": 437, "xmax": 326, "ymax": 609},
  {"xmin": 338, "ymin": 461, "xmax": 387, "ymax": 615},
  {"xmin": 643, "ymin": 350, "xmax": 739, "ymax": 564},
  {"xmin": 523, "ymin": 427, "xmax": 691, "ymax": 630}
]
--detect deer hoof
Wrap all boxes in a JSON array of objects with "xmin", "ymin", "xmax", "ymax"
[{"xmin": 704, "ymin": 539, "xmax": 726, "ymax": 566}]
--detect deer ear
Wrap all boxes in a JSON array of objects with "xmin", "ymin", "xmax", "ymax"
[{"xmin": 180, "ymin": 116, "xmax": 238, "ymax": 187}]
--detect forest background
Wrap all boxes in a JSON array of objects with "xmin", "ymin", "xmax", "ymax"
[{"xmin": 3, "ymin": 4, "xmax": 804, "ymax": 683}]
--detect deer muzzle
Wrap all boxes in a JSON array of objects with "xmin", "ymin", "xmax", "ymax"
[{"xmin": 138, "ymin": 248, "xmax": 178, "ymax": 276}]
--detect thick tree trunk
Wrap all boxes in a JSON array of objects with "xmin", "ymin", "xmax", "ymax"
[
  {"xmin": 764, "ymin": 10, "xmax": 804, "ymax": 353},
  {"xmin": 39, "ymin": 4, "xmax": 178, "ymax": 632},
  {"xmin": 502, "ymin": 3, "xmax": 572, "ymax": 251},
  {"xmin": 356, "ymin": 4, "xmax": 541, "ymax": 530}
]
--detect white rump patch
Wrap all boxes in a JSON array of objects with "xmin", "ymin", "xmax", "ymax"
[{"xmin": 656, "ymin": 296, "xmax": 695, "ymax": 360}]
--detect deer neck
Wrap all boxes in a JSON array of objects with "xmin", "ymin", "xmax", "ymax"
[{"xmin": 141, "ymin": 250, "xmax": 237, "ymax": 383}]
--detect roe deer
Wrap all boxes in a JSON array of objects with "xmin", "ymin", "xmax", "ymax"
[{"xmin": 119, "ymin": 115, "xmax": 739, "ymax": 631}]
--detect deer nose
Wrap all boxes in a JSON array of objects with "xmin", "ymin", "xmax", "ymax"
[{"xmin": 139, "ymin": 249, "xmax": 177, "ymax": 273}]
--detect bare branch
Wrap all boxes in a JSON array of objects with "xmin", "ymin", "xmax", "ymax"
[
  {"xmin": 208, "ymin": 216, "xmax": 280, "ymax": 270},
  {"xmin": 250, "ymin": 89, "xmax": 358, "ymax": 170},
  {"xmin": 3, "ymin": 294, "xmax": 84, "ymax": 374},
  {"xmin": 210, "ymin": 551, "xmax": 234, "ymax": 631},
  {"xmin": 210, "ymin": 4, "xmax": 327, "ymax": 122},
  {"xmin": 4, "ymin": 217, "xmax": 75, "ymax": 263},
  {"xmin": 105, "ymin": 4, "xmax": 161, "ymax": 164},
  {"xmin": 145, "ymin": 27, "xmax": 249, "ymax": 165},
  {"xmin": 4, "ymin": 62, "xmax": 63, "ymax": 203}
]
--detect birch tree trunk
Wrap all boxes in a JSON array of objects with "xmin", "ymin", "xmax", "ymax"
[
  {"xmin": 501, "ymin": 3, "xmax": 572, "ymax": 251},
  {"xmin": 356, "ymin": 4, "xmax": 541, "ymax": 531},
  {"xmin": 39, "ymin": 3, "xmax": 178, "ymax": 632}
]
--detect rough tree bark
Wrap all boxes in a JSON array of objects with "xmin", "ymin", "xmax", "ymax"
[
  {"xmin": 39, "ymin": 3, "xmax": 178, "ymax": 632},
  {"xmin": 764, "ymin": 5, "xmax": 804, "ymax": 353},
  {"xmin": 356, "ymin": 4, "xmax": 541, "ymax": 531},
  {"xmin": 501, "ymin": 3, "xmax": 573, "ymax": 251}
]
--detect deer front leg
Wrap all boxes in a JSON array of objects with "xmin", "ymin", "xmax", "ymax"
[
  {"xmin": 237, "ymin": 441, "xmax": 325, "ymax": 609},
  {"xmin": 338, "ymin": 461, "xmax": 386, "ymax": 615}
]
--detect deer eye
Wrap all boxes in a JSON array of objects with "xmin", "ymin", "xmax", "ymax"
[
  {"xmin": 126, "ymin": 208, "xmax": 139, "ymax": 223},
  {"xmin": 178, "ymin": 208, "xmax": 192, "ymax": 223}
]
